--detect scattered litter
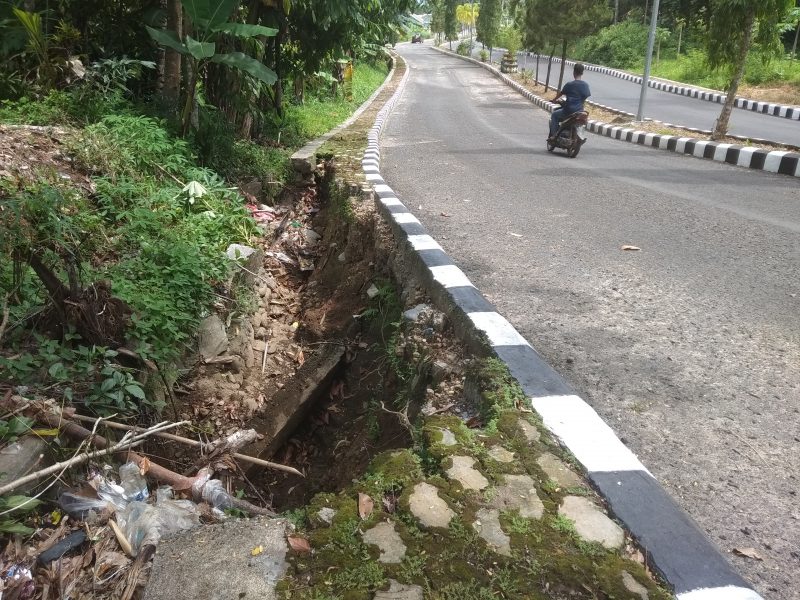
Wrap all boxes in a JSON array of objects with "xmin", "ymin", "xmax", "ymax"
[
  {"xmin": 621, "ymin": 245, "xmax": 641, "ymax": 251},
  {"xmin": 251, "ymin": 545, "xmax": 264, "ymax": 556},
  {"xmin": 37, "ymin": 530, "xmax": 87, "ymax": 565},
  {"xmin": 440, "ymin": 212, "xmax": 451, "ymax": 217},
  {"xmin": 509, "ymin": 232, "xmax": 523, "ymax": 238}
]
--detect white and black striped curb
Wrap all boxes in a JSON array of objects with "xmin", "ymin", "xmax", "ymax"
[
  {"xmin": 530, "ymin": 53, "xmax": 800, "ymax": 122},
  {"xmin": 364, "ymin": 53, "xmax": 767, "ymax": 600},
  {"xmin": 435, "ymin": 46, "xmax": 800, "ymax": 178}
]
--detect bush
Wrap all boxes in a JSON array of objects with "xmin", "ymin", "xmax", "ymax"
[
  {"xmin": 480, "ymin": 49, "xmax": 489, "ymax": 62},
  {"xmin": 573, "ymin": 20, "xmax": 650, "ymax": 69},
  {"xmin": 457, "ymin": 40, "xmax": 474, "ymax": 56},
  {"xmin": 496, "ymin": 26, "xmax": 522, "ymax": 55}
]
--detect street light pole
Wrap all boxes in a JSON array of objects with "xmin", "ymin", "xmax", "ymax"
[{"xmin": 636, "ymin": 0, "xmax": 660, "ymax": 121}]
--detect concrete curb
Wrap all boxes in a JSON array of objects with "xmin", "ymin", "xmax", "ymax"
[
  {"xmin": 434, "ymin": 46, "xmax": 800, "ymax": 179},
  {"xmin": 362, "ymin": 54, "xmax": 767, "ymax": 600},
  {"xmin": 290, "ymin": 54, "xmax": 397, "ymax": 175},
  {"xmin": 529, "ymin": 52, "xmax": 800, "ymax": 122}
]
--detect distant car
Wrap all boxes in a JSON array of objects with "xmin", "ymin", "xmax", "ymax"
[{"xmin": 411, "ymin": 34, "xmax": 422, "ymax": 44}]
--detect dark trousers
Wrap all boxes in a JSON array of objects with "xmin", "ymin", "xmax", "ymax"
[{"xmin": 550, "ymin": 108, "xmax": 565, "ymax": 137}]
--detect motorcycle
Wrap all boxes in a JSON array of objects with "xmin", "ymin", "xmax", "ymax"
[{"xmin": 547, "ymin": 99, "xmax": 589, "ymax": 158}]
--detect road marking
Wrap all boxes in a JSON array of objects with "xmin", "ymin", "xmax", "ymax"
[
  {"xmin": 430, "ymin": 264, "xmax": 473, "ymax": 289},
  {"xmin": 676, "ymin": 586, "xmax": 765, "ymax": 600},
  {"xmin": 467, "ymin": 312, "xmax": 530, "ymax": 347}
]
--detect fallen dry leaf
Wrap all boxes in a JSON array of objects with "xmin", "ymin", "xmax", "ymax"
[
  {"xmin": 440, "ymin": 212, "xmax": 451, "ymax": 217},
  {"xmin": 733, "ymin": 547, "xmax": 763, "ymax": 560},
  {"xmin": 296, "ymin": 350, "xmax": 305, "ymax": 365},
  {"xmin": 138, "ymin": 457, "xmax": 151, "ymax": 476},
  {"xmin": 508, "ymin": 232, "xmax": 523, "ymax": 238},
  {"xmin": 621, "ymin": 245, "xmax": 641, "ymax": 251},
  {"xmin": 251, "ymin": 545, "xmax": 264, "ymax": 556},
  {"xmin": 358, "ymin": 493, "xmax": 374, "ymax": 520},
  {"xmin": 287, "ymin": 536, "xmax": 311, "ymax": 553}
]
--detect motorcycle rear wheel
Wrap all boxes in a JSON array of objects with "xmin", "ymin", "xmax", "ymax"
[
  {"xmin": 567, "ymin": 142, "xmax": 580, "ymax": 158},
  {"xmin": 547, "ymin": 139, "xmax": 555, "ymax": 152}
]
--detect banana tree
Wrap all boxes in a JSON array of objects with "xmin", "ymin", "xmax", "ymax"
[{"xmin": 146, "ymin": 0, "xmax": 278, "ymax": 134}]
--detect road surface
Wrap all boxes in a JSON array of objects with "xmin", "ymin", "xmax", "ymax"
[
  {"xmin": 382, "ymin": 43, "xmax": 800, "ymax": 600},
  {"xmin": 468, "ymin": 44, "xmax": 800, "ymax": 147}
]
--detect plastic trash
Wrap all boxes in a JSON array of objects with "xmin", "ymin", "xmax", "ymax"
[
  {"xmin": 91, "ymin": 475, "xmax": 129, "ymax": 511},
  {"xmin": 117, "ymin": 490, "xmax": 199, "ymax": 555},
  {"xmin": 191, "ymin": 468, "xmax": 235, "ymax": 511},
  {"xmin": 118, "ymin": 462, "xmax": 149, "ymax": 502},
  {"xmin": 37, "ymin": 530, "xmax": 87, "ymax": 564},
  {"xmin": 58, "ymin": 492, "xmax": 111, "ymax": 521}
]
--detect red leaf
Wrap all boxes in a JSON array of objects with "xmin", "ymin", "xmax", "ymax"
[
  {"xmin": 288, "ymin": 536, "xmax": 311, "ymax": 553},
  {"xmin": 358, "ymin": 493, "xmax": 374, "ymax": 520}
]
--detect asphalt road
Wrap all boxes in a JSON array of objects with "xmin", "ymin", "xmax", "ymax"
[
  {"xmin": 382, "ymin": 43, "xmax": 800, "ymax": 599},
  {"xmin": 469, "ymin": 44, "xmax": 800, "ymax": 147}
]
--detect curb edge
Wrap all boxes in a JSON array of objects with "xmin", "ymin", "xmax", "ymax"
[{"xmin": 363, "ymin": 51, "xmax": 768, "ymax": 600}]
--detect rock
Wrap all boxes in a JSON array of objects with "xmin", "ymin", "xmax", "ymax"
[
  {"xmin": 0, "ymin": 436, "xmax": 51, "ymax": 494},
  {"xmin": 226, "ymin": 244, "xmax": 263, "ymax": 287},
  {"xmin": 537, "ymin": 453, "xmax": 583, "ymax": 488},
  {"xmin": 559, "ymin": 496, "xmax": 624, "ymax": 549},
  {"xmin": 240, "ymin": 178, "xmax": 262, "ymax": 199},
  {"xmin": 256, "ymin": 326, "xmax": 268, "ymax": 338},
  {"xmin": 445, "ymin": 456, "xmax": 489, "ymax": 491},
  {"xmin": 518, "ymin": 420, "xmax": 541, "ymax": 443},
  {"xmin": 143, "ymin": 517, "xmax": 289, "ymax": 600},
  {"xmin": 366, "ymin": 284, "xmax": 380, "ymax": 299},
  {"xmin": 472, "ymin": 508, "xmax": 511, "ymax": 556},
  {"xmin": 198, "ymin": 315, "xmax": 228, "ymax": 358},
  {"xmin": 430, "ymin": 311, "xmax": 446, "ymax": 332},
  {"xmin": 337, "ymin": 252, "xmax": 346, "ymax": 263},
  {"xmin": 362, "ymin": 522, "xmax": 406, "ymax": 564},
  {"xmin": 621, "ymin": 571, "xmax": 649, "ymax": 600},
  {"xmin": 253, "ymin": 339, "xmax": 267, "ymax": 352},
  {"xmin": 374, "ymin": 579, "xmax": 424, "ymax": 600},
  {"xmin": 431, "ymin": 360, "xmax": 453, "ymax": 386},
  {"xmin": 439, "ymin": 428, "xmax": 457, "ymax": 447},
  {"xmin": 317, "ymin": 507, "xmax": 336, "ymax": 525},
  {"xmin": 227, "ymin": 318, "xmax": 255, "ymax": 369},
  {"xmin": 491, "ymin": 474, "xmax": 544, "ymax": 519},
  {"xmin": 303, "ymin": 229, "xmax": 321, "ymax": 244},
  {"xmin": 402, "ymin": 304, "xmax": 431, "ymax": 323},
  {"xmin": 408, "ymin": 482, "xmax": 455, "ymax": 528},
  {"xmin": 487, "ymin": 446, "xmax": 515, "ymax": 463}
]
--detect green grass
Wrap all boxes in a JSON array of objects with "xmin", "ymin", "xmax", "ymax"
[{"xmin": 269, "ymin": 62, "xmax": 389, "ymax": 150}]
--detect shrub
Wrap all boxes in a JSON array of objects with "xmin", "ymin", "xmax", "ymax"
[
  {"xmin": 457, "ymin": 40, "xmax": 474, "ymax": 56},
  {"xmin": 480, "ymin": 49, "xmax": 489, "ymax": 62},
  {"xmin": 573, "ymin": 20, "xmax": 650, "ymax": 69}
]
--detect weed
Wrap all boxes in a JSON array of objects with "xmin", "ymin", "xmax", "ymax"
[
  {"xmin": 577, "ymin": 539, "xmax": 607, "ymax": 558},
  {"xmin": 432, "ymin": 581, "xmax": 495, "ymax": 600},
  {"xmin": 331, "ymin": 560, "xmax": 385, "ymax": 591},
  {"xmin": 503, "ymin": 511, "xmax": 536, "ymax": 535},
  {"xmin": 284, "ymin": 507, "xmax": 309, "ymax": 530},
  {"xmin": 398, "ymin": 553, "xmax": 427, "ymax": 581},
  {"xmin": 551, "ymin": 514, "xmax": 577, "ymax": 535}
]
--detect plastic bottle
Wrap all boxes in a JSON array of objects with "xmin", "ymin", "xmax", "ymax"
[{"xmin": 119, "ymin": 462, "xmax": 149, "ymax": 502}]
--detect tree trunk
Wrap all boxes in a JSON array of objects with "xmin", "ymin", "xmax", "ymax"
[
  {"xmin": 535, "ymin": 53, "xmax": 540, "ymax": 83},
  {"xmin": 792, "ymin": 20, "xmax": 800, "ymax": 60},
  {"xmin": 273, "ymin": 19, "xmax": 288, "ymax": 117},
  {"xmin": 557, "ymin": 39, "xmax": 567, "ymax": 90},
  {"xmin": 545, "ymin": 45, "xmax": 555, "ymax": 92},
  {"xmin": 162, "ymin": 0, "xmax": 183, "ymax": 106},
  {"xmin": 712, "ymin": 9, "xmax": 755, "ymax": 140},
  {"xmin": 677, "ymin": 23, "xmax": 683, "ymax": 57},
  {"xmin": 180, "ymin": 61, "xmax": 198, "ymax": 136}
]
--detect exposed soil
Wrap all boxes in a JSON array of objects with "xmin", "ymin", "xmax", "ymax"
[{"xmin": 738, "ymin": 83, "xmax": 800, "ymax": 107}]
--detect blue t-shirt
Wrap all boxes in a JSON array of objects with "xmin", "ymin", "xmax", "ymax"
[{"xmin": 561, "ymin": 79, "xmax": 591, "ymax": 115}]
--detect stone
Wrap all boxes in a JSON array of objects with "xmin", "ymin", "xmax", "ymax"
[
  {"xmin": 226, "ymin": 244, "xmax": 263, "ymax": 287},
  {"xmin": 518, "ymin": 420, "xmax": 540, "ymax": 443},
  {"xmin": 446, "ymin": 456, "xmax": 489, "ymax": 491},
  {"xmin": 621, "ymin": 571, "xmax": 649, "ymax": 600},
  {"xmin": 439, "ymin": 428, "xmax": 457, "ymax": 447},
  {"xmin": 0, "ymin": 436, "xmax": 50, "ymax": 494},
  {"xmin": 472, "ymin": 508, "xmax": 511, "ymax": 556},
  {"xmin": 227, "ymin": 318, "xmax": 255, "ymax": 369},
  {"xmin": 317, "ymin": 507, "xmax": 336, "ymax": 525},
  {"xmin": 374, "ymin": 579, "xmax": 424, "ymax": 600},
  {"xmin": 408, "ymin": 482, "xmax": 455, "ymax": 528},
  {"xmin": 337, "ymin": 252, "xmax": 346, "ymax": 263},
  {"xmin": 240, "ymin": 178, "xmax": 262, "ymax": 199},
  {"xmin": 366, "ymin": 284, "xmax": 380, "ymax": 299},
  {"xmin": 488, "ymin": 446, "xmax": 515, "ymax": 463},
  {"xmin": 362, "ymin": 522, "xmax": 406, "ymax": 564},
  {"xmin": 402, "ymin": 304, "xmax": 431, "ymax": 323},
  {"xmin": 559, "ymin": 496, "xmax": 624, "ymax": 549},
  {"xmin": 491, "ymin": 474, "xmax": 544, "ymax": 519},
  {"xmin": 143, "ymin": 517, "xmax": 288, "ymax": 600},
  {"xmin": 537, "ymin": 453, "xmax": 583, "ymax": 488},
  {"xmin": 253, "ymin": 339, "xmax": 267, "ymax": 352},
  {"xmin": 198, "ymin": 315, "xmax": 228, "ymax": 358},
  {"xmin": 303, "ymin": 229, "xmax": 321, "ymax": 244}
]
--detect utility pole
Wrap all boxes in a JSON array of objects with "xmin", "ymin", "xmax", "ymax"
[{"xmin": 636, "ymin": 0, "xmax": 660, "ymax": 121}]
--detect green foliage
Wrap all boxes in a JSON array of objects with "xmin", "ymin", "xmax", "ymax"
[
  {"xmin": 0, "ymin": 494, "xmax": 42, "ymax": 535},
  {"xmin": 573, "ymin": 20, "xmax": 650, "ymax": 69},
  {"xmin": 496, "ymin": 26, "xmax": 522, "ymax": 55},
  {"xmin": 456, "ymin": 40, "xmax": 474, "ymax": 56},
  {"xmin": 0, "ymin": 417, "xmax": 34, "ymax": 445},
  {"xmin": 477, "ymin": 0, "xmax": 501, "ymax": 48},
  {"xmin": 479, "ymin": 48, "xmax": 489, "ymax": 62}
]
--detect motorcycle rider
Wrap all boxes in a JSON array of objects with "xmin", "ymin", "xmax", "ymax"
[{"xmin": 549, "ymin": 63, "xmax": 591, "ymax": 140}]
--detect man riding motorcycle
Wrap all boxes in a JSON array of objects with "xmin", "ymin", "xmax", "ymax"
[{"xmin": 549, "ymin": 63, "xmax": 591, "ymax": 141}]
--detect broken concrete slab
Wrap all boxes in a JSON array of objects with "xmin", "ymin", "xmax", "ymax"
[
  {"xmin": 317, "ymin": 507, "xmax": 336, "ymax": 525},
  {"xmin": 374, "ymin": 579, "xmax": 424, "ymax": 600},
  {"xmin": 198, "ymin": 315, "xmax": 228, "ymax": 358},
  {"xmin": 491, "ymin": 474, "xmax": 544, "ymax": 519},
  {"xmin": 487, "ymin": 446, "xmax": 515, "ymax": 463},
  {"xmin": 409, "ymin": 482, "xmax": 455, "ymax": 528},
  {"xmin": 621, "ymin": 571, "xmax": 649, "ymax": 600},
  {"xmin": 446, "ymin": 456, "xmax": 489, "ymax": 491},
  {"xmin": 472, "ymin": 508, "xmax": 511, "ymax": 556},
  {"xmin": 143, "ymin": 517, "xmax": 289, "ymax": 600},
  {"xmin": 362, "ymin": 521, "xmax": 406, "ymax": 563},
  {"xmin": 518, "ymin": 419, "xmax": 540, "ymax": 443},
  {"xmin": 439, "ymin": 428, "xmax": 457, "ymax": 446},
  {"xmin": 537, "ymin": 453, "xmax": 583, "ymax": 488},
  {"xmin": 559, "ymin": 496, "xmax": 624, "ymax": 550},
  {"xmin": 246, "ymin": 344, "xmax": 345, "ymax": 470}
]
